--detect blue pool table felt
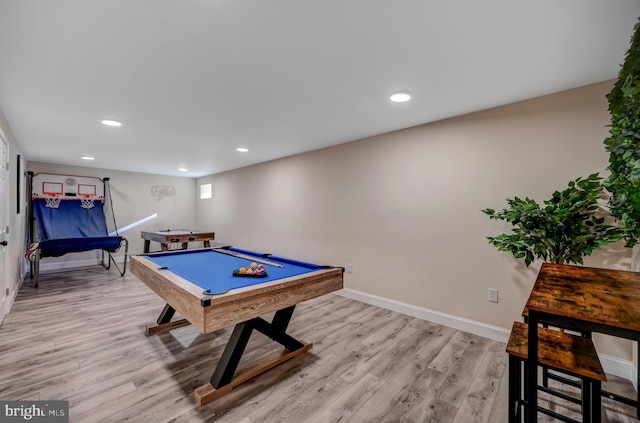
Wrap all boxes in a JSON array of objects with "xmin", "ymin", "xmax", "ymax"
[{"xmin": 145, "ymin": 247, "xmax": 325, "ymax": 294}]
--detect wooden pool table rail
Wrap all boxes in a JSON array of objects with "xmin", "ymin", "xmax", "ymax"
[{"xmin": 130, "ymin": 253, "xmax": 344, "ymax": 334}]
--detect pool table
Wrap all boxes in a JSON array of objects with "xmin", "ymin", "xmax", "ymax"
[{"xmin": 129, "ymin": 246, "xmax": 344, "ymax": 405}]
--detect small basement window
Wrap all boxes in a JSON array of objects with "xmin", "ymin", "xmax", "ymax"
[{"xmin": 200, "ymin": 183, "xmax": 212, "ymax": 199}]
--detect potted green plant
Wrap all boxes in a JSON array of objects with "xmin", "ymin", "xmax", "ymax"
[
  {"xmin": 482, "ymin": 174, "xmax": 622, "ymax": 267},
  {"xmin": 604, "ymin": 17, "xmax": 640, "ymax": 246}
]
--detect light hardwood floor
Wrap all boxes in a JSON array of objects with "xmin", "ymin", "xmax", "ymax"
[{"xmin": 0, "ymin": 266, "xmax": 637, "ymax": 422}]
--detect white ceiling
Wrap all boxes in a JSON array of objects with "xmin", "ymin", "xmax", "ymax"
[{"xmin": 1, "ymin": 1, "xmax": 639, "ymax": 178}]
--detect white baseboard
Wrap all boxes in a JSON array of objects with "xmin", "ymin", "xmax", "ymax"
[
  {"xmin": 38, "ymin": 258, "xmax": 103, "ymax": 272},
  {"xmin": 599, "ymin": 352, "xmax": 637, "ymax": 385},
  {"xmin": 338, "ymin": 288, "xmax": 510, "ymax": 342},
  {"xmin": 337, "ymin": 288, "xmax": 634, "ymax": 382},
  {"xmin": 37, "ymin": 256, "xmax": 127, "ymax": 273}
]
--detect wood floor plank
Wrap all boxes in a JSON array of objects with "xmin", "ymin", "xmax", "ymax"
[
  {"xmin": 452, "ymin": 341, "xmax": 507, "ymax": 423},
  {"xmin": 0, "ymin": 267, "xmax": 637, "ymax": 422},
  {"xmin": 348, "ymin": 367, "xmax": 449, "ymax": 422},
  {"xmin": 308, "ymin": 372, "xmax": 386, "ymax": 423},
  {"xmin": 427, "ymin": 330, "xmax": 474, "ymax": 373},
  {"xmin": 434, "ymin": 334, "xmax": 493, "ymax": 407},
  {"xmin": 418, "ymin": 397, "xmax": 459, "ymax": 423},
  {"xmin": 339, "ymin": 323, "xmax": 420, "ymax": 383}
]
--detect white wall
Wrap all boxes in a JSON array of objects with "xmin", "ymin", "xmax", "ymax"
[
  {"xmin": 26, "ymin": 162, "xmax": 198, "ymax": 268},
  {"xmin": 196, "ymin": 81, "xmax": 634, "ymax": 365}
]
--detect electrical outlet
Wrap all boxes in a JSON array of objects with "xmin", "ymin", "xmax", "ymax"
[
  {"xmin": 346, "ymin": 263, "xmax": 353, "ymax": 273},
  {"xmin": 488, "ymin": 288, "xmax": 499, "ymax": 303}
]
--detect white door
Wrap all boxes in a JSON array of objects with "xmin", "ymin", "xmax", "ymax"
[{"xmin": 0, "ymin": 134, "xmax": 8, "ymax": 322}]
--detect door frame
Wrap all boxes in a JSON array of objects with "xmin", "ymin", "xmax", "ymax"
[{"xmin": 0, "ymin": 130, "xmax": 9, "ymax": 322}]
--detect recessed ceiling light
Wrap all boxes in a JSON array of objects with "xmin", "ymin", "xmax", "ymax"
[
  {"xmin": 81, "ymin": 156, "xmax": 95, "ymax": 161},
  {"xmin": 390, "ymin": 92, "xmax": 411, "ymax": 103},
  {"xmin": 236, "ymin": 147, "xmax": 249, "ymax": 152},
  {"xmin": 101, "ymin": 119, "xmax": 122, "ymax": 127},
  {"xmin": 178, "ymin": 168, "xmax": 188, "ymax": 172}
]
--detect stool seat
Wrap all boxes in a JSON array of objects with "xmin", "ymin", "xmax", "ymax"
[
  {"xmin": 506, "ymin": 321, "xmax": 606, "ymax": 423},
  {"xmin": 507, "ymin": 321, "xmax": 605, "ymax": 382}
]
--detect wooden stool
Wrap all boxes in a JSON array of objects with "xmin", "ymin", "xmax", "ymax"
[
  {"xmin": 521, "ymin": 306, "xmax": 593, "ymax": 389},
  {"xmin": 506, "ymin": 321, "xmax": 606, "ymax": 423}
]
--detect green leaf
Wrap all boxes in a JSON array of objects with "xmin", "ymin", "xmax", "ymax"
[
  {"xmin": 525, "ymin": 255, "xmax": 533, "ymax": 267},
  {"xmin": 483, "ymin": 174, "xmax": 622, "ymax": 266},
  {"xmin": 605, "ymin": 17, "xmax": 640, "ymax": 245}
]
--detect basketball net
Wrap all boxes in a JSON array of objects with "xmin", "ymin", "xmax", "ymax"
[
  {"xmin": 44, "ymin": 194, "xmax": 61, "ymax": 209},
  {"xmin": 80, "ymin": 195, "xmax": 96, "ymax": 209}
]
